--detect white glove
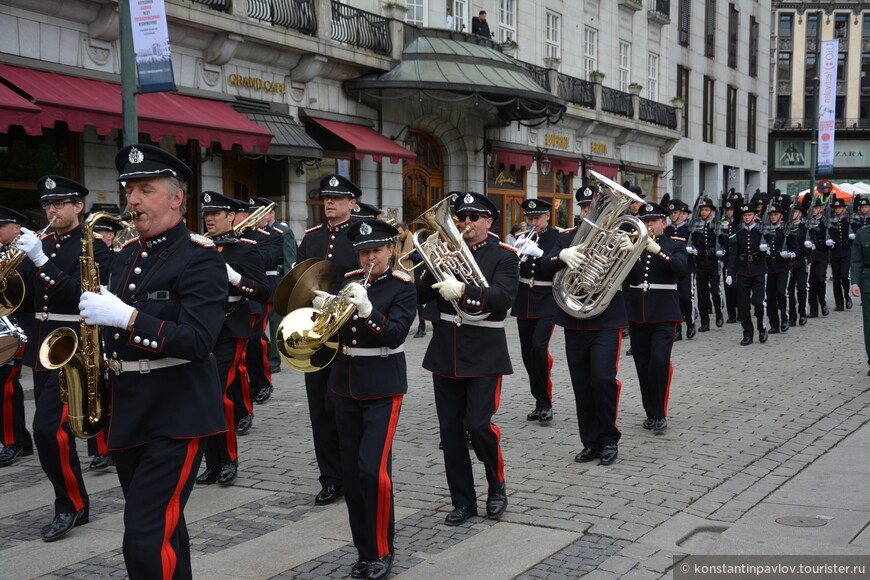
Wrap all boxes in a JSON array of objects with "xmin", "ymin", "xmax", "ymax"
[
  {"xmin": 725, "ymin": 275, "xmax": 733, "ymax": 286},
  {"xmin": 825, "ymin": 238, "xmax": 835, "ymax": 247},
  {"xmin": 517, "ymin": 239, "xmax": 543, "ymax": 258},
  {"xmin": 804, "ymin": 240, "xmax": 815, "ymax": 250},
  {"xmin": 618, "ymin": 234, "xmax": 633, "ymax": 253},
  {"xmin": 779, "ymin": 250, "xmax": 790, "ymax": 258},
  {"xmin": 226, "ymin": 264, "xmax": 242, "ymax": 287},
  {"xmin": 686, "ymin": 245, "xmax": 698, "ymax": 255},
  {"xmin": 789, "ymin": 252, "xmax": 797, "ymax": 258},
  {"xmin": 312, "ymin": 290, "xmax": 333, "ymax": 311},
  {"xmin": 345, "ymin": 284, "xmax": 372, "ymax": 318},
  {"xmin": 849, "ymin": 232, "xmax": 856, "ymax": 240},
  {"xmin": 646, "ymin": 238, "xmax": 661, "ymax": 255},
  {"xmin": 432, "ymin": 277, "xmax": 464, "ymax": 301},
  {"xmin": 79, "ymin": 286, "xmax": 136, "ymax": 329},
  {"xmin": 559, "ymin": 247, "xmax": 586, "ymax": 269},
  {"xmin": 759, "ymin": 242, "xmax": 769, "ymax": 252},
  {"xmin": 17, "ymin": 227, "xmax": 48, "ymax": 267},
  {"xmin": 715, "ymin": 249, "xmax": 725, "ymax": 257}
]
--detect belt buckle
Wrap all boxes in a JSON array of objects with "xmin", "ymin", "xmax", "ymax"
[
  {"xmin": 641, "ymin": 281, "xmax": 650, "ymax": 291},
  {"xmin": 138, "ymin": 359, "xmax": 151, "ymax": 374},
  {"xmin": 528, "ymin": 279, "xmax": 535, "ymax": 287},
  {"xmin": 38, "ymin": 312, "xmax": 48, "ymax": 322},
  {"xmin": 342, "ymin": 345, "xmax": 350, "ymax": 356},
  {"xmin": 108, "ymin": 359, "xmax": 122, "ymax": 375}
]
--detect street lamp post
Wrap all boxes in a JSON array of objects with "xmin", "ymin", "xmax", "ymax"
[{"xmin": 119, "ymin": 0, "xmax": 138, "ymax": 146}]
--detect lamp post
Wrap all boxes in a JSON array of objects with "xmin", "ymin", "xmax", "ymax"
[{"xmin": 119, "ymin": 0, "xmax": 138, "ymax": 146}]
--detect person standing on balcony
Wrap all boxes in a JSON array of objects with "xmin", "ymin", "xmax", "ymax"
[
  {"xmin": 445, "ymin": 7, "xmax": 454, "ymax": 30},
  {"xmin": 471, "ymin": 10, "xmax": 491, "ymax": 39}
]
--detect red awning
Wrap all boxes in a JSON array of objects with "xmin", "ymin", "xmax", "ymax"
[
  {"xmin": 0, "ymin": 81, "xmax": 42, "ymax": 136},
  {"xmin": 494, "ymin": 147, "xmax": 534, "ymax": 170},
  {"xmin": 306, "ymin": 118, "xmax": 416, "ymax": 164},
  {"xmin": 588, "ymin": 162, "xmax": 618, "ymax": 180},
  {"xmin": 547, "ymin": 155, "xmax": 578, "ymax": 176},
  {"xmin": 0, "ymin": 64, "xmax": 273, "ymax": 152}
]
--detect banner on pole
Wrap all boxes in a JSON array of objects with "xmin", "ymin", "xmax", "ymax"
[
  {"xmin": 130, "ymin": 0, "xmax": 176, "ymax": 94},
  {"xmin": 817, "ymin": 39, "xmax": 838, "ymax": 175}
]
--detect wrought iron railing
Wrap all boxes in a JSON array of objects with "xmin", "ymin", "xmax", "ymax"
[
  {"xmin": 639, "ymin": 98, "xmax": 677, "ymax": 129},
  {"xmin": 601, "ymin": 87, "xmax": 633, "ymax": 118},
  {"xmin": 772, "ymin": 117, "xmax": 870, "ymax": 130},
  {"xmin": 647, "ymin": 0, "xmax": 670, "ymax": 17},
  {"xmin": 556, "ymin": 74, "xmax": 595, "ymax": 108},
  {"xmin": 523, "ymin": 63, "xmax": 550, "ymax": 92},
  {"xmin": 247, "ymin": 0, "xmax": 317, "ymax": 35},
  {"xmin": 331, "ymin": 1, "xmax": 391, "ymax": 56},
  {"xmin": 188, "ymin": 0, "xmax": 230, "ymax": 11}
]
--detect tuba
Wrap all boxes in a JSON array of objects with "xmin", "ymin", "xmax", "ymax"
[
  {"xmin": 552, "ymin": 171, "xmax": 648, "ymax": 319},
  {"xmin": 0, "ymin": 217, "xmax": 57, "ymax": 316},
  {"xmin": 411, "ymin": 195, "xmax": 490, "ymax": 323},
  {"xmin": 38, "ymin": 211, "xmax": 137, "ymax": 439}
]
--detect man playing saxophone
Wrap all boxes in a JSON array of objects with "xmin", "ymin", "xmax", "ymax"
[
  {"xmin": 16, "ymin": 176, "xmax": 111, "ymax": 541},
  {"xmin": 417, "ymin": 192, "xmax": 518, "ymax": 526}
]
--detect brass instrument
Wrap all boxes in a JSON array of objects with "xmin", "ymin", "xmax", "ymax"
[
  {"xmin": 276, "ymin": 263, "xmax": 374, "ymax": 372},
  {"xmin": 112, "ymin": 219, "xmax": 140, "ymax": 251},
  {"xmin": 232, "ymin": 201, "xmax": 276, "ymax": 235},
  {"xmin": 38, "ymin": 211, "xmax": 138, "ymax": 439},
  {"xmin": 0, "ymin": 217, "xmax": 57, "ymax": 316},
  {"xmin": 552, "ymin": 171, "xmax": 648, "ymax": 319},
  {"xmin": 515, "ymin": 227, "xmax": 541, "ymax": 264},
  {"xmin": 410, "ymin": 195, "xmax": 490, "ymax": 323}
]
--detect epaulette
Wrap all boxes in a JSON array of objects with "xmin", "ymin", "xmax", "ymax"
[
  {"xmin": 305, "ymin": 224, "xmax": 323, "ymax": 234},
  {"xmin": 344, "ymin": 268, "xmax": 364, "ymax": 279},
  {"xmin": 499, "ymin": 242, "xmax": 518, "ymax": 253},
  {"xmin": 559, "ymin": 226, "xmax": 577, "ymax": 234},
  {"xmin": 190, "ymin": 233, "xmax": 214, "ymax": 247},
  {"xmin": 240, "ymin": 238, "xmax": 257, "ymax": 245},
  {"xmin": 671, "ymin": 236, "xmax": 686, "ymax": 242},
  {"xmin": 256, "ymin": 227, "xmax": 271, "ymax": 236},
  {"xmin": 122, "ymin": 237, "xmax": 140, "ymax": 249},
  {"xmin": 488, "ymin": 231, "xmax": 502, "ymax": 240},
  {"xmin": 392, "ymin": 270, "xmax": 411, "ymax": 283}
]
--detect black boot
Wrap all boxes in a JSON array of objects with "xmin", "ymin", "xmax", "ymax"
[{"xmin": 413, "ymin": 323, "xmax": 426, "ymax": 338}]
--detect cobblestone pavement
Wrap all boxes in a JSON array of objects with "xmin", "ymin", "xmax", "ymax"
[{"xmin": 2, "ymin": 281, "xmax": 868, "ymax": 579}]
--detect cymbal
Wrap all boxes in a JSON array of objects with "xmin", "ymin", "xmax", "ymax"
[{"xmin": 273, "ymin": 258, "xmax": 336, "ymax": 317}]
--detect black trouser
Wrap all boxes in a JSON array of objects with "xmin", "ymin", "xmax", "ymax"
[
  {"xmin": 516, "ymin": 317, "xmax": 555, "ymax": 409},
  {"xmin": 628, "ymin": 322, "xmax": 675, "ymax": 420},
  {"xmin": 205, "ymin": 337, "xmax": 246, "ymax": 469},
  {"xmin": 722, "ymin": 262, "xmax": 738, "ymax": 320},
  {"xmin": 32, "ymin": 369, "xmax": 88, "ymax": 516},
  {"xmin": 114, "ymin": 437, "xmax": 204, "ymax": 580},
  {"xmin": 695, "ymin": 266, "xmax": 722, "ymax": 326},
  {"xmin": 245, "ymin": 306, "xmax": 272, "ymax": 400},
  {"xmin": 808, "ymin": 259, "xmax": 829, "ymax": 313},
  {"xmin": 433, "ymin": 374, "xmax": 504, "ymax": 508},
  {"xmin": 788, "ymin": 263, "xmax": 808, "ymax": 321},
  {"xmin": 830, "ymin": 254, "xmax": 851, "ymax": 308},
  {"xmin": 766, "ymin": 270, "xmax": 789, "ymax": 330},
  {"xmin": 678, "ymin": 275, "xmax": 693, "ymax": 328},
  {"xmin": 332, "ymin": 392, "xmax": 402, "ymax": 561},
  {"xmin": 304, "ymin": 367, "xmax": 342, "ymax": 487},
  {"xmin": 736, "ymin": 274, "xmax": 766, "ymax": 337},
  {"xmin": 564, "ymin": 328, "xmax": 622, "ymax": 448},
  {"xmin": 0, "ymin": 360, "xmax": 32, "ymax": 452},
  {"xmin": 862, "ymin": 288, "xmax": 870, "ymax": 366}
]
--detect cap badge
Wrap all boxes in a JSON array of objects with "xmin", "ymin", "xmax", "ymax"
[
  {"xmin": 329, "ymin": 176, "xmax": 339, "ymax": 188},
  {"xmin": 528, "ymin": 201, "xmax": 536, "ymax": 209},
  {"xmin": 360, "ymin": 222, "xmax": 372, "ymax": 235},
  {"xmin": 646, "ymin": 204, "xmax": 652, "ymax": 211},
  {"xmin": 583, "ymin": 187, "xmax": 591, "ymax": 195},
  {"xmin": 129, "ymin": 147, "xmax": 144, "ymax": 165},
  {"xmin": 45, "ymin": 177, "xmax": 56, "ymax": 190},
  {"xmin": 463, "ymin": 193, "xmax": 474, "ymax": 204},
  {"xmin": 353, "ymin": 205, "xmax": 360, "ymax": 212},
  {"xmin": 203, "ymin": 193, "xmax": 212, "ymax": 203}
]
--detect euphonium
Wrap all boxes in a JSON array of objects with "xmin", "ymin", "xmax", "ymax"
[
  {"xmin": 411, "ymin": 195, "xmax": 490, "ymax": 323},
  {"xmin": 552, "ymin": 171, "xmax": 648, "ymax": 319},
  {"xmin": 0, "ymin": 217, "xmax": 57, "ymax": 316},
  {"xmin": 38, "ymin": 211, "xmax": 138, "ymax": 439}
]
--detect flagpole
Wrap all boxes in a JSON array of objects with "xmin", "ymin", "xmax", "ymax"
[{"xmin": 119, "ymin": 0, "xmax": 138, "ymax": 147}]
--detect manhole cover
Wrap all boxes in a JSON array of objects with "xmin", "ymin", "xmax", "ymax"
[{"xmin": 775, "ymin": 516, "xmax": 828, "ymax": 527}]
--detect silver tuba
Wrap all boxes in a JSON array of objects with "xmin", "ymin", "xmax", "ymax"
[
  {"xmin": 553, "ymin": 171, "xmax": 648, "ymax": 319},
  {"xmin": 412, "ymin": 195, "xmax": 490, "ymax": 323}
]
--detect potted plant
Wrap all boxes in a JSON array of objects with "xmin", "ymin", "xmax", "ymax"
[
  {"xmin": 670, "ymin": 96, "xmax": 686, "ymax": 108},
  {"xmin": 543, "ymin": 56, "xmax": 561, "ymax": 70},
  {"xmin": 383, "ymin": 1, "xmax": 408, "ymax": 19},
  {"xmin": 628, "ymin": 82, "xmax": 643, "ymax": 95},
  {"xmin": 501, "ymin": 40, "xmax": 518, "ymax": 57},
  {"xmin": 589, "ymin": 70, "xmax": 605, "ymax": 83}
]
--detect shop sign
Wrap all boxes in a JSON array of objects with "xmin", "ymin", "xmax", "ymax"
[
  {"xmin": 228, "ymin": 74, "xmax": 286, "ymax": 94},
  {"xmin": 544, "ymin": 133, "xmax": 571, "ymax": 150},
  {"xmin": 590, "ymin": 142, "xmax": 608, "ymax": 155},
  {"xmin": 775, "ymin": 139, "xmax": 870, "ymax": 169}
]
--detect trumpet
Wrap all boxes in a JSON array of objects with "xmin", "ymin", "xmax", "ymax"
[
  {"xmin": 0, "ymin": 217, "xmax": 57, "ymax": 316},
  {"xmin": 232, "ymin": 201, "xmax": 276, "ymax": 236},
  {"xmin": 515, "ymin": 227, "xmax": 541, "ymax": 263}
]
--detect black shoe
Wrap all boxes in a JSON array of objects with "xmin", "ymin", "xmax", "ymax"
[
  {"xmin": 740, "ymin": 336, "xmax": 752, "ymax": 346},
  {"xmin": 789, "ymin": 317, "xmax": 797, "ymax": 326},
  {"xmin": 538, "ymin": 408, "xmax": 553, "ymax": 423},
  {"xmin": 807, "ymin": 312, "xmax": 818, "ymax": 318},
  {"xmin": 42, "ymin": 509, "xmax": 88, "ymax": 542},
  {"xmin": 846, "ymin": 298, "xmax": 853, "ymax": 309},
  {"xmin": 686, "ymin": 324, "xmax": 696, "ymax": 339},
  {"xmin": 726, "ymin": 317, "xmax": 738, "ymax": 324},
  {"xmin": 821, "ymin": 305, "xmax": 830, "ymax": 316},
  {"xmin": 196, "ymin": 467, "xmax": 219, "ymax": 485},
  {"xmin": 642, "ymin": 418, "xmax": 655, "ymax": 430},
  {"xmin": 413, "ymin": 326, "xmax": 426, "ymax": 338},
  {"xmin": 599, "ymin": 444, "xmax": 618, "ymax": 465},
  {"xmin": 236, "ymin": 414, "xmax": 253, "ymax": 434},
  {"xmin": 444, "ymin": 505, "xmax": 477, "ymax": 526},
  {"xmin": 674, "ymin": 328, "xmax": 682, "ymax": 341},
  {"xmin": 366, "ymin": 554, "xmax": 393, "ymax": 580},
  {"xmin": 768, "ymin": 327, "xmax": 779, "ymax": 335},
  {"xmin": 698, "ymin": 324, "xmax": 710, "ymax": 332},
  {"xmin": 716, "ymin": 316, "xmax": 724, "ymax": 327},
  {"xmin": 89, "ymin": 454, "xmax": 111, "ymax": 471},
  {"xmin": 621, "ymin": 327, "xmax": 629, "ymax": 337},
  {"xmin": 652, "ymin": 417, "xmax": 669, "ymax": 431},
  {"xmin": 574, "ymin": 446, "xmax": 601, "ymax": 462},
  {"xmin": 253, "ymin": 385, "xmax": 273, "ymax": 403},
  {"xmin": 781, "ymin": 321, "xmax": 790, "ymax": 332},
  {"xmin": 315, "ymin": 484, "xmax": 344, "ymax": 505},
  {"xmin": 486, "ymin": 484, "xmax": 507, "ymax": 519},
  {"xmin": 0, "ymin": 444, "xmax": 25, "ymax": 467},
  {"xmin": 834, "ymin": 305, "xmax": 844, "ymax": 312},
  {"xmin": 526, "ymin": 407, "xmax": 541, "ymax": 421},
  {"xmin": 799, "ymin": 315, "xmax": 807, "ymax": 325},
  {"xmin": 351, "ymin": 560, "xmax": 369, "ymax": 579},
  {"xmin": 217, "ymin": 461, "xmax": 238, "ymax": 485},
  {"xmin": 626, "ymin": 348, "xmax": 633, "ymax": 356},
  {"xmin": 759, "ymin": 329, "xmax": 768, "ymax": 343}
]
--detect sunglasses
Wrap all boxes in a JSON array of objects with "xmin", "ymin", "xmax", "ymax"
[{"xmin": 456, "ymin": 212, "xmax": 486, "ymax": 222}]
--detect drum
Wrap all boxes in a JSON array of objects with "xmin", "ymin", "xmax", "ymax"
[{"xmin": 0, "ymin": 316, "xmax": 25, "ymax": 366}]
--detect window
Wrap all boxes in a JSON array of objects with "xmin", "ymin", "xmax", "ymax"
[
  {"xmin": 678, "ymin": 0, "xmax": 690, "ymax": 46},
  {"xmin": 838, "ymin": 52, "xmax": 847, "ymax": 82},
  {"xmin": 861, "ymin": 96, "xmax": 870, "ymax": 125},
  {"xmin": 777, "ymin": 52, "xmax": 792, "ymax": 82},
  {"xmin": 804, "ymin": 96, "xmax": 815, "ymax": 126},
  {"xmin": 406, "ymin": 0, "xmax": 425, "ymax": 26},
  {"xmin": 863, "ymin": 53, "xmax": 870, "ymax": 89},
  {"xmin": 747, "ymin": 93, "xmax": 757, "ymax": 153},
  {"xmin": 677, "ymin": 65, "xmax": 690, "ymax": 137},
  {"xmin": 647, "ymin": 54, "xmax": 659, "ymax": 101},
  {"xmin": 537, "ymin": 171, "xmax": 573, "ymax": 229},
  {"xmin": 618, "ymin": 42, "xmax": 631, "ymax": 92},
  {"xmin": 703, "ymin": 76, "xmax": 714, "ymax": 143},
  {"xmin": 778, "ymin": 12, "xmax": 793, "ymax": 38},
  {"xmin": 728, "ymin": 3, "xmax": 738, "ymax": 69},
  {"xmin": 545, "ymin": 11, "xmax": 561, "ymax": 59},
  {"xmin": 584, "ymin": 28, "xmax": 598, "ymax": 80},
  {"xmin": 864, "ymin": 15, "xmax": 870, "ymax": 39},
  {"xmin": 834, "ymin": 13, "xmax": 848, "ymax": 39},
  {"xmin": 749, "ymin": 16, "xmax": 758, "ymax": 77},
  {"xmin": 726, "ymin": 85, "xmax": 737, "ymax": 149},
  {"xmin": 776, "ymin": 95, "xmax": 791, "ymax": 122},
  {"xmin": 705, "ymin": 0, "xmax": 717, "ymax": 58},
  {"xmin": 806, "ymin": 12, "xmax": 820, "ymax": 41},
  {"xmin": 805, "ymin": 52, "xmax": 817, "ymax": 85},
  {"xmin": 453, "ymin": 0, "xmax": 468, "ymax": 32},
  {"xmin": 498, "ymin": 0, "xmax": 516, "ymax": 43}
]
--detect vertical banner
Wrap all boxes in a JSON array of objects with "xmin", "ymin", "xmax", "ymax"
[
  {"xmin": 817, "ymin": 39, "xmax": 838, "ymax": 175},
  {"xmin": 130, "ymin": 0, "xmax": 176, "ymax": 93}
]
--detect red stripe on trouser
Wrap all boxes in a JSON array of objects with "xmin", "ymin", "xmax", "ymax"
[
  {"xmin": 57, "ymin": 405, "xmax": 85, "ymax": 511},
  {"xmin": 491, "ymin": 376, "xmax": 505, "ymax": 484},
  {"xmin": 2, "ymin": 365, "xmax": 19, "ymax": 444},
  {"xmin": 94, "ymin": 429, "xmax": 108, "ymax": 456},
  {"xmin": 376, "ymin": 396, "xmax": 402, "ymax": 557},
  {"xmin": 614, "ymin": 330, "xmax": 623, "ymax": 429},
  {"xmin": 160, "ymin": 438, "xmax": 199, "ymax": 580},
  {"xmin": 545, "ymin": 322, "xmax": 554, "ymax": 402},
  {"xmin": 239, "ymin": 351, "xmax": 252, "ymax": 416},
  {"xmin": 223, "ymin": 340, "xmax": 247, "ymax": 461},
  {"xmin": 260, "ymin": 303, "xmax": 272, "ymax": 384},
  {"xmin": 663, "ymin": 361, "xmax": 673, "ymax": 417}
]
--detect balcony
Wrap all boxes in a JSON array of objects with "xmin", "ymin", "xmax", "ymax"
[
  {"xmin": 619, "ymin": 0, "xmax": 643, "ymax": 11},
  {"xmin": 331, "ymin": 1, "xmax": 391, "ymax": 56},
  {"xmin": 246, "ymin": 0, "xmax": 317, "ymax": 35},
  {"xmin": 556, "ymin": 74, "xmax": 595, "ymax": 109},
  {"xmin": 639, "ymin": 97, "xmax": 677, "ymax": 129},
  {"xmin": 772, "ymin": 117, "xmax": 870, "ymax": 131},
  {"xmin": 601, "ymin": 87, "xmax": 633, "ymax": 118},
  {"xmin": 647, "ymin": 0, "xmax": 671, "ymax": 25}
]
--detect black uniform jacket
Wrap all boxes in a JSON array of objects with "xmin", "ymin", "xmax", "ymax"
[
  {"xmin": 727, "ymin": 225, "xmax": 767, "ymax": 277},
  {"xmin": 691, "ymin": 218, "xmax": 720, "ymax": 270},
  {"xmin": 104, "ymin": 221, "xmax": 228, "ymax": 450},
  {"xmin": 828, "ymin": 215, "xmax": 852, "ymax": 259},
  {"xmin": 806, "ymin": 218, "xmax": 830, "ymax": 263},
  {"xmin": 623, "ymin": 237, "xmax": 688, "ymax": 323},
  {"xmin": 22, "ymin": 224, "xmax": 111, "ymax": 370},
  {"xmin": 296, "ymin": 219, "xmax": 359, "ymax": 292},
  {"xmin": 243, "ymin": 226, "xmax": 283, "ymax": 294},
  {"xmin": 214, "ymin": 231, "xmax": 270, "ymax": 338},
  {"xmin": 419, "ymin": 236, "xmax": 518, "ymax": 378},
  {"xmin": 766, "ymin": 225, "xmax": 796, "ymax": 274},
  {"xmin": 510, "ymin": 226, "xmax": 560, "ymax": 319},
  {"xmin": 791, "ymin": 221, "xmax": 808, "ymax": 266},
  {"xmin": 329, "ymin": 267, "xmax": 417, "ymax": 400},
  {"xmin": 852, "ymin": 214, "xmax": 870, "ymax": 233},
  {"xmin": 850, "ymin": 225, "xmax": 870, "ymax": 290}
]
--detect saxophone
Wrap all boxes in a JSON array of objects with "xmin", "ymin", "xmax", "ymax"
[{"xmin": 38, "ymin": 211, "xmax": 138, "ymax": 439}]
